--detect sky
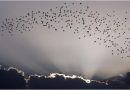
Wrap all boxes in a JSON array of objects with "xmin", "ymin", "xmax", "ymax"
[{"xmin": 0, "ymin": 1, "xmax": 130, "ymax": 80}]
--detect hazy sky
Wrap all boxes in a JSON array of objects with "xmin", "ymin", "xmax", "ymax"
[{"xmin": 0, "ymin": 1, "xmax": 130, "ymax": 79}]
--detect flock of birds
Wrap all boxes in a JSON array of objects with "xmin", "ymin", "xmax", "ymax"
[{"xmin": 0, "ymin": 2, "xmax": 130, "ymax": 59}]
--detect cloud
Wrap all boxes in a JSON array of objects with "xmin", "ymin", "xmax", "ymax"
[
  {"xmin": 125, "ymin": 72, "xmax": 130, "ymax": 86},
  {"xmin": 0, "ymin": 66, "xmax": 26, "ymax": 89},
  {"xmin": 0, "ymin": 65, "xmax": 130, "ymax": 89},
  {"xmin": 28, "ymin": 73, "xmax": 92, "ymax": 89}
]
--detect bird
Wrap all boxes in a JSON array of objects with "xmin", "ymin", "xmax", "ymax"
[{"xmin": 0, "ymin": 2, "xmax": 129, "ymax": 59}]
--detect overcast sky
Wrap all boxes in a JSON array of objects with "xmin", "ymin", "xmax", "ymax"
[{"xmin": 0, "ymin": 1, "xmax": 130, "ymax": 79}]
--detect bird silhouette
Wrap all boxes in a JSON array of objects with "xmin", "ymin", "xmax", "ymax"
[{"xmin": 0, "ymin": 2, "xmax": 129, "ymax": 59}]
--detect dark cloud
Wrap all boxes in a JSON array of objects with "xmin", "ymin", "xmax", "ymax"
[
  {"xmin": 125, "ymin": 72, "xmax": 130, "ymax": 86},
  {"xmin": 28, "ymin": 73, "xmax": 91, "ymax": 89},
  {"xmin": 0, "ymin": 67, "xmax": 26, "ymax": 89},
  {"xmin": 0, "ymin": 65, "xmax": 130, "ymax": 89}
]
